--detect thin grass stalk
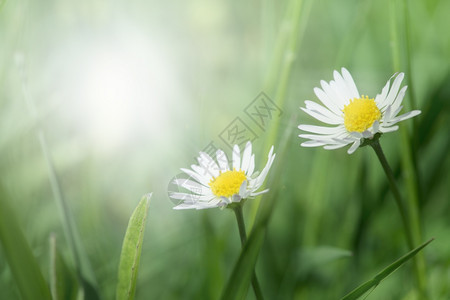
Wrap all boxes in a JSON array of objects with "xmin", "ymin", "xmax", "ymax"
[
  {"xmin": 249, "ymin": 0, "xmax": 312, "ymax": 226},
  {"xmin": 17, "ymin": 57, "xmax": 98, "ymax": 295},
  {"xmin": 220, "ymin": 115, "xmax": 295, "ymax": 300},
  {"xmin": 232, "ymin": 204, "xmax": 264, "ymax": 300},
  {"xmin": 388, "ymin": 1, "xmax": 427, "ymax": 296},
  {"xmin": 400, "ymin": 0, "xmax": 423, "ymax": 213},
  {"xmin": 401, "ymin": 0, "xmax": 417, "ymax": 115},
  {"xmin": 302, "ymin": 151, "xmax": 330, "ymax": 247},
  {"xmin": 399, "ymin": 0, "xmax": 424, "ymax": 260},
  {"xmin": 264, "ymin": 0, "xmax": 310, "ymax": 151},
  {"xmin": 335, "ymin": 0, "xmax": 373, "ymax": 67}
]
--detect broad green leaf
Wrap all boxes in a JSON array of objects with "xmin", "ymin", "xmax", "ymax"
[
  {"xmin": 116, "ymin": 193, "xmax": 152, "ymax": 300},
  {"xmin": 49, "ymin": 234, "xmax": 79, "ymax": 300},
  {"xmin": 0, "ymin": 191, "xmax": 52, "ymax": 300},
  {"xmin": 341, "ymin": 238, "xmax": 434, "ymax": 300}
]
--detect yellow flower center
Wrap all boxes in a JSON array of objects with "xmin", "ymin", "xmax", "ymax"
[
  {"xmin": 209, "ymin": 169, "xmax": 247, "ymax": 198},
  {"xmin": 343, "ymin": 95, "xmax": 381, "ymax": 132}
]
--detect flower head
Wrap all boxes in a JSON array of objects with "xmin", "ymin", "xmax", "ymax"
[
  {"xmin": 298, "ymin": 68, "xmax": 421, "ymax": 154},
  {"xmin": 170, "ymin": 142, "xmax": 276, "ymax": 210}
]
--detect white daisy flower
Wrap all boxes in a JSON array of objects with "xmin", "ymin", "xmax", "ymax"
[
  {"xmin": 170, "ymin": 142, "xmax": 276, "ymax": 210},
  {"xmin": 298, "ymin": 68, "xmax": 421, "ymax": 154}
]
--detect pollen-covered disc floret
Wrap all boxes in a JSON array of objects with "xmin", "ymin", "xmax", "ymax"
[
  {"xmin": 298, "ymin": 68, "xmax": 421, "ymax": 154},
  {"xmin": 170, "ymin": 141, "xmax": 276, "ymax": 210},
  {"xmin": 209, "ymin": 169, "xmax": 246, "ymax": 198},
  {"xmin": 343, "ymin": 96, "xmax": 381, "ymax": 132}
]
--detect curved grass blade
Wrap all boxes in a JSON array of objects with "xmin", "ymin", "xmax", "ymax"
[
  {"xmin": 116, "ymin": 193, "xmax": 152, "ymax": 300},
  {"xmin": 341, "ymin": 238, "xmax": 434, "ymax": 300},
  {"xmin": 0, "ymin": 191, "xmax": 52, "ymax": 300},
  {"xmin": 17, "ymin": 54, "xmax": 99, "ymax": 297},
  {"xmin": 220, "ymin": 226, "xmax": 266, "ymax": 300},
  {"xmin": 389, "ymin": 0, "xmax": 427, "ymax": 294},
  {"xmin": 298, "ymin": 246, "xmax": 353, "ymax": 274},
  {"xmin": 49, "ymin": 234, "xmax": 79, "ymax": 300},
  {"xmin": 220, "ymin": 113, "xmax": 295, "ymax": 300}
]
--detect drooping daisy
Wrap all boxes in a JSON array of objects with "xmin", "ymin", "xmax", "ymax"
[
  {"xmin": 170, "ymin": 142, "xmax": 276, "ymax": 210},
  {"xmin": 298, "ymin": 68, "xmax": 421, "ymax": 154}
]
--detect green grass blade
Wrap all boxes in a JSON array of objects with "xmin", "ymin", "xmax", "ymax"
[
  {"xmin": 18, "ymin": 56, "xmax": 99, "ymax": 296},
  {"xmin": 262, "ymin": 0, "xmax": 310, "ymax": 153},
  {"xmin": 298, "ymin": 246, "xmax": 353, "ymax": 273},
  {"xmin": 116, "ymin": 193, "xmax": 152, "ymax": 300},
  {"xmin": 389, "ymin": 0, "xmax": 427, "ymax": 294},
  {"xmin": 0, "ymin": 191, "xmax": 52, "ymax": 300},
  {"xmin": 49, "ymin": 234, "xmax": 79, "ymax": 300},
  {"xmin": 341, "ymin": 238, "xmax": 434, "ymax": 300},
  {"xmin": 220, "ymin": 225, "xmax": 266, "ymax": 300},
  {"xmin": 220, "ymin": 115, "xmax": 294, "ymax": 299}
]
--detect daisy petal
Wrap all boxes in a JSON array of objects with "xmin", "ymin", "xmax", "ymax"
[
  {"xmin": 169, "ymin": 192, "xmax": 214, "ymax": 201},
  {"xmin": 314, "ymin": 87, "xmax": 343, "ymax": 115},
  {"xmin": 375, "ymin": 73, "xmax": 394, "ymax": 107},
  {"xmin": 254, "ymin": 146, "xmax": 275, "ymax": 188},
  {"xmin": 247, "ymin": 154, "xmax": 256, "ymax": 177},
  {"xmin": 241, "ymin": 141, "xmax": 252, "ymax": 173},
  {"xmin": 191, "ymin": 165, "xmax": 214, "ymax": 182},
  {"xmin": 383, "ymin": 105, "xmax": 392, "ymax": 122},
  {"xmin": 216, "ymin": 149, "xmax": 229, "ymax": 172},
  {"xmin": 361, "ymin": 131, "xmax": 373, "ymax": 139},
  {"xmin": 299, "ymin": 133, "xmax": 343, "ymax": 142},
  {"xmin": 301, "ymin": 107, "xmax": 342, "ymax": 125},
  {"xmin": 324, "ymin": 143, "xmax": 347, "ymax": 150},
  {"xmin": 381, "ymin": 73, "xmax": 404, "ymax": 109},
  {"xmin": 389, "ymin": 85, "xmax": 408, "ymax": 116},
  {"xmin": 341, "ymin": 67, "xmax": 360, "ymax": 98},
  {"xmin": 250, "ymin": 189, "xmax": 269, "ymax": 197},
  {"xmin": 238, "ymin": 180, "xmax": 248, "ymax": 198},
  {"xmin": 347, "ymin": 140, "xmax": 361, "ymax": 154},
  {"xmin": 301, "ymin": 140, "xmax": 328, "ymax": 147},
  {"xmin": 372, "ymin": 120, "xmax": 380, "ymax": 133},
  {"xmin": 379, "ymin": 125, "xmax": 399, "ymax": 133},
  {"xmin": 389, "ymin": 110, "xmax": 421, "ymax": 124},
  {"xmin": 180, "ymin": 167, "xmax": 210, "ymax": 186},
  {"xmin": 330, "ymin": 79, "xmax": 350, "ymax": 108},
  {"xmin": 232, "ymin": 144, "xmax": 240, "ymax": 170},
  {"xmin": 305, "ymin": 100, "xmax": 342, "ymax": 121},
  {"xmin": 298, "ymin": 124, "xmax": 345, "ymax": 135},
  {"xmin": 198, "ymin": 152, "xmax": 220, "ymax": 177},
  {"xmin": 172, "ymin": 179, "xmax": 209, "ymax": 194}
]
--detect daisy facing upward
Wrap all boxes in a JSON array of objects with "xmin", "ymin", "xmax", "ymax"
[
  {"xmin": 170, "ymin": 141, "xmax": 276, "ymax": 210},
  {"xmin": 298, "ymin": 68, "xmax": 426, "ymax": 296},
  {"xmin": 298, "ymin": 68, "xmax": 421, "ymax": 154}
]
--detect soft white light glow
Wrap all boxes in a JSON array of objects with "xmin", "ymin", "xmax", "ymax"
[
  {"xmin": 73, "ymin": 31, "xmax": 176, "ymax": 151},
  {"xmin": 84, "ymin": 52, "xmax": 137, "ymax": 146}
]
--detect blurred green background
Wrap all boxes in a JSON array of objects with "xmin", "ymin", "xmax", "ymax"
[{"xmin": 0, "ymin": 0, "xmax": 449, "ymax": 299}]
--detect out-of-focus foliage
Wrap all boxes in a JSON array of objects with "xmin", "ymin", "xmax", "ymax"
[{"xmin": 0, "ymin": 0, "xmax": 449, "ymax": 299}]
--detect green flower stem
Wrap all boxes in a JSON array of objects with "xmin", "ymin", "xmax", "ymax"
[
  {"xmin": 369, "ymin": 139, "xmax": 414, "ymax": 248},
  {"xmin": 369, "ymin": 138, "xmax": 427, "ymax": 299},
  {"xmin": 232, "ymin": 204, "xmax": 264, "ymax": 300}
]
